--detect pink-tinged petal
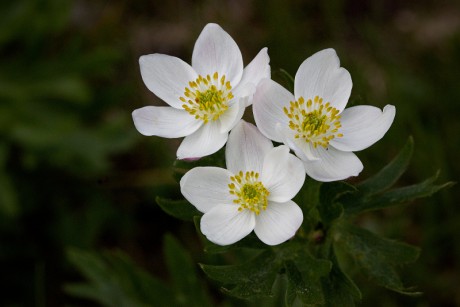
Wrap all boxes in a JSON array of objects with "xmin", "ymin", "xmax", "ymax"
[
  {"xmin": 218, "ymin": 99, "xmax": 245, "ymax": 134},
  {"xmin": 303, "ymin": 146, "xmax": 363, "ymax": 182},
  {"xmin": 233, "ymin": 47, "xmax": 271, "ymax": 106},
  {"xmin": 192, "ymin": 23, "xmax": 243, "ymax": 86},
  {"xmin": 177, "ymin": 122, "xmax": 228, "ymax": 160},
  {"xmin": 254, "ymin": 200, "xmax": 303, "ymax": 246},
  {"xmin": 261, "ymin": 146, "xmax": 305, "ymax": 203},
  {"xmin": 330, "ymin": 105, "xmax": 396, "ymax": 152},
  {"xmin": 201, "ymin": 204, "xmax": 255, "ymax": 246},
  {"xmin": 139, "ymin": 54, "xmax": 197, "ymax": 109},
  {"xmin": 180, "ymin": 167, "xmax": 234, "ymax": 213},
  {"xmin": 294, "ymin": 49, "xmax": 352, "ymax": 112},
  {"xmin": 226, "ymin": 120, "xmax": 273, "ymax": 174},
  {"xmin": 253, "ymin": 79, "xmax": 294, "ymax": 143},
  {"xmin": 132, "ymin": 106, "xmax": 201, "ymax": 138}
]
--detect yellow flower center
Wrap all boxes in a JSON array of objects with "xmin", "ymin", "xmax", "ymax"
[
  {"xmin": 283, "ymin": 96, "xmax": 343, "ymax": 148},
  {"xmin": 180, "ymin": 72, "xmax": 234, "ymax": 123},
  {"xmin": 228, "ymin": 171, "xmax": 270, "ymax": 215}
]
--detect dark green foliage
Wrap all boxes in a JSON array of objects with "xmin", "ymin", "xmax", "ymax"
[
  {"xmin": 188, "ymin": 138, "xmax": 449, "ymax": 305},
  {"xmin": 334, "ymin": 223, "xmax": 421, "ymax": 295},
  {"xmin": 201, "ymin": 250, "xmax": 281, "ymax": 299},
  {"xmin": 66, "ymin": 248, "xmax": 174, "ymax": 306},
  {"xmin": 201, "ymin": 242, "xmax": 331, "ymax": 303},
  {"xmin": 66, "ymin": 235, "xmax": 213, "ymax": 307},
  {"xmin": 2, "ymin": 0, "xmax": 458, "ymax": 306},
  {"xmin": 164, "ymin": 234, "xmax": 212, "ymax": 307},
  {"xmin": 356, "ymin": 137, "xmax": 414, "ymax": 195},
  {"xmin": 344, "ymin": 172, "xmax": 453, "ymax": 215},
  {"xmin": 317, "ymin": 181, "xmax": 356, "ymax": 225},
  {"xmin": 340, "ymin": 138, "xmax": 453, "ymax": 215},
  {"xmin": 320, "ymin": 252, "xmax": 362, "ymax": 307},
  {"xmin": 0, "ymin": 0, "xmax": 139, "ymax": 304},
  {"xmin": 156, "ymin": 197, "xmax": 202, "ymax": 221}
]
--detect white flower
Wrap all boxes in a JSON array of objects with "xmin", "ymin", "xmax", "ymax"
[
  {"xmin": 180, "ymin": 120, "xmax": 305, "ymax": 246},
  {"xmin": 253, "ymin": 48, "xmax": 396, "ymax": 182},
  {"xmin": 132, "ymin": 23, "xmax": 270, "ymax": 160}
]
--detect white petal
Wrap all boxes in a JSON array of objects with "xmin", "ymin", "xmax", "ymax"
[
  {"xmin": 261, "ymin": 146, "xmax": 305, "ymax": 203},
  {"xmin": 303, "ymin": 146, "xmax": 363, "ymax": 182},
  {"xmin": 330, "ymin": 105, "xmax": 396, "ymax": 152},
  {"xmin": 253, "ymin": 79, "xmax": 294, "ymax": 143},
  {"xmin": 294, "ymin": 48, "xmax": 352, "ymax": 112},
  {"xmin": 177, "ymin": 122, "xmax": 228, "ymax": 159},
  {"xmin": 254, "ymin": 200, "xmax": 303, "ymax": 246},
  {"xmin": 226, "ymin": 120, "xmax": 273, "ymax": 174},
  {"xmin": 232, "ymin": 83, "xmax": 255, "ymax": 107},
  {"xmin": 132, "ymin": 106, "xmax": 201, "ymax": 138},
  {"xmin": 192, "ymin": 23, "xmax": 243, "ymax": 86},
  {"xmin": 275, "ymin": 124, "xmax": 320, "ymax": 161},
  {"xmin": 139, "ymin": 54, "xmax": 197, "ymax": 109},
  {"xmin": 201, "ymin": 204, "xmax": 255, "ymax": 245},
  {"xmin": 218, "ymin": 99, "xmax": 245, "ymax": 134},
  {"xmin": 233, "ymin": 47, "xmax": 271, "ymax": 106},
  {"xmin": 180, "ymin": 167, "xmax": 234, "ymax": 213}
]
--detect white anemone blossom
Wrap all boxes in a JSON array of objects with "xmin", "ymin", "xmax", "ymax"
[
  {"xmin": 180, "ymin": 120, "xmax": 305, "ymax": 246},
  {"xmin": 253, "ymin": 48, "xmax": 396, "ymax": 182},
  {"xmin": 132, "ymin": 23, "xmax": 270, "ymax": 160}
]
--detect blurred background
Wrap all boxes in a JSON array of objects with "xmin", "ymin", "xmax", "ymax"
[{"xmin": 0, "ymin": 0, "xmax": 459, "ymax": 306}]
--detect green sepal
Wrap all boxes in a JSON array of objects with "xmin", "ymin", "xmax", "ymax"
[
  {"xmin": 156, "ymin": 196, "xmax": 202, "ymax": 221},
  {"xmin": 333, "ymin": 223, "xmax": 421, "ymax": 295}
]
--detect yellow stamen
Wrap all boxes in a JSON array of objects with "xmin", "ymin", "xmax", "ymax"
[
  {"xmin": 228, "ymin": 171, "xmax": 269, "ymax": 215},
  {"xmin": 283, "ymin": 96, "xmax": 342, "ymax": 148},
  {"xmin": 181, "ymin": 72, "xmax": 234, "ymax": 124}
]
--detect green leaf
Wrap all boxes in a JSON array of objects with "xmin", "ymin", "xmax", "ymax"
[
  {"xmin": 357, "ymin": 137, "xmax": 414, "ymax": 195},
  {"xmin": 318, "ymin": 181, "xmax": 356, "ymax": 225},
  {"xmin": 321, "ymin": 261, "xmax": 362, "ymax": 307},
  {"xmin": 344, "ymin": 172, "xmax": 454, "ymax": 215},
  {"xmin": 65, "ymin": 248, "xmax": 174, "ymax": 306},
  {"xmin": 296, "ymin": 177, "xmax": 322, "ymax": 224},
  {"xmin": 284, "ymin": 244, "xmax": 331, "ymax": 306},
  {"xmin": 200, "ymin": 239, "xmax": 331, "ymax": 303},
  {"xmin": 164, "ymin": 234, "xmax": 212, "ymax": 307},
  {"xmin": 200, "ymin": 250, "xmax": 282, "ymax": 299},
  {"xmin": 333, "ymin": 223, "xmax": 421, "ymax": 295},
  {"xmin": 318, "ymin": 240, "xmax": 361, "ymax": 307},
  {"xmin": 156, "ymin": 196, "xmax": 202, "ymax": 221}
]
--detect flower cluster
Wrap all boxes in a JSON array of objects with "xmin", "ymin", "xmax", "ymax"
[{"xmin": 132, "ymin": 23, "xmax": 395, "ymax": 246}]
